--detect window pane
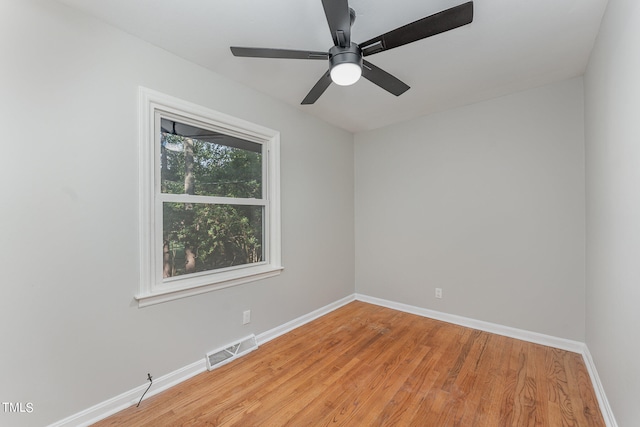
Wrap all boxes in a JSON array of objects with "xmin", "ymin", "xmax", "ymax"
[
  {"xmin": 160, "ymin": 119, "xmax": 262, "ymax": 198},
  {"xmin": 162, "ymin": 203, "xmax": 264, "ymax": 278}
]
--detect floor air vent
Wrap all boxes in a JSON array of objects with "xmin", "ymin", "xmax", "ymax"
[{"xmin": 206, "ymin": 334, "xmax": 258, "ymax": 371}]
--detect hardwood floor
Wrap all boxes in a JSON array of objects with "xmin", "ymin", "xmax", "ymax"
[{"xmin": 93, "ymin": 301, "xmax": 605, "ymax": 426}]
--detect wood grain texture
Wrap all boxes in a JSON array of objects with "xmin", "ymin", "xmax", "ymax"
[{"xmin": 93, "ymin": 301, "xmax": 605, "ymax": 426}]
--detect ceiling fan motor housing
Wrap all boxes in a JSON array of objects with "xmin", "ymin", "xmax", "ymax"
[{"xmin": 329, "ymin": 43, "xmax": 363, "ymax": 70}]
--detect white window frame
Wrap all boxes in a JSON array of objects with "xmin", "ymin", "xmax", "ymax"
[{"xmin": 136, "ymin": 87, "xmax": 282, "ymax": 307}]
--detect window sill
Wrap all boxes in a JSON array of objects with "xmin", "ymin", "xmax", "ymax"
[{"xmin": 136, "ymin": 265, "xmax": 284, "ymax": 307}]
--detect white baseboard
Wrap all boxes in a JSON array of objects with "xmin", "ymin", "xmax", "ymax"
[
  {"xmin": 50, "ymin": 292, "xmax": 617, "ymax": 427},
  {"xmin": 256, "ymin": 294, "xmax": 355, "ymax": 344},
  {"xmin": 581, "ymin": 346, "xmax": 618, "ymax": 427},
  {"xmin": 48, "ymin": 358, "xmax": 206, "ymax": 427},
  {"xmin": 355, "ymin": 293, "xmax": 585, "ymax": 352},
  {"xmin": 355, "ymin": 293, "xmax": 618, "ymax": 427}
]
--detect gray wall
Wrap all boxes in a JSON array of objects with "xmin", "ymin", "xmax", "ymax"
[
  {"xmin": 355, "ymin": 78, "xmax": 586, "ymax": 341},
  {"xmin": 0, "ymin": 1, "xmax": 354, "ymax": 425},
  {"xmin": 585, "ymin": 0, "xmax": 640, "ymax": 424}
]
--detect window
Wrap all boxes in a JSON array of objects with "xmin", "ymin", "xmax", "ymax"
[{"xmin": 137, "ymin": 88, "xmax": 282, "ymax": 306}]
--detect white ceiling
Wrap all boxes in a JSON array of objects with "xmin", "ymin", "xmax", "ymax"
[{"xmin": 57, "ymin": 0, "xmax": 608, "ymax": 133}]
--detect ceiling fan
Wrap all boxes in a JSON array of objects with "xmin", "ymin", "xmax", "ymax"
[{"xmin": 230, "ymin": 0, "xmax": 474, "ymax": 105}]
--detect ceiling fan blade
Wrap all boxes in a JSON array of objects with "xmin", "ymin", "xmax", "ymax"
[
  {"xmin": 359, "ymin": 1, "xmax": 473, "ymax": 56},
  {"xmin": 301, "ymin": 71, "xmax": 332, "ymax": 104},
  {"xmin": 361, "ymin": 60, "xmax": 410, "ymax": 96},
  {"xmin": 321, "ymin": 0, "xmax": 351, "ymax": 47},
  {"xmin": 230, "ymin": 47, "xmax": 328, "ymax": 60}
]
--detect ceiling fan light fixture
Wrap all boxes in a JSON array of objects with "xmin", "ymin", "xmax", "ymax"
[{"xmin": 330, "ymin": 62, "xmax": 362, "ymax": 86}]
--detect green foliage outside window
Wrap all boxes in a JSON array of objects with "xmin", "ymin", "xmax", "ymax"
[{"xmin": 160, "ymin": 130, "xmax": 263, "ymax": 278}]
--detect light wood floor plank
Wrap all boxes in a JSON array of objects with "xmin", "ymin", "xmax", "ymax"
[{"xmin": 92, "ymin": 301, "xmax": 605, "ymax": 426}]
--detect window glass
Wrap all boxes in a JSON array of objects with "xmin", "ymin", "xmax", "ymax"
[
  {"xmin": 160, "ymin": 118, "xmax": 262, "ymax": 199},
  {"xmin": 162, "ymin": 203, "xmax": 264, "ymax": 278}
]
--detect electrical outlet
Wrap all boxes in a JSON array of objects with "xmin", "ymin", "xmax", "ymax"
[
  {"xmin": 435, "ymin": 288, "xmax": 443, "ymax": 299},
  {"xmin": 242, "ymin": 310, "xmax": 251, "ymax": 325}
]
